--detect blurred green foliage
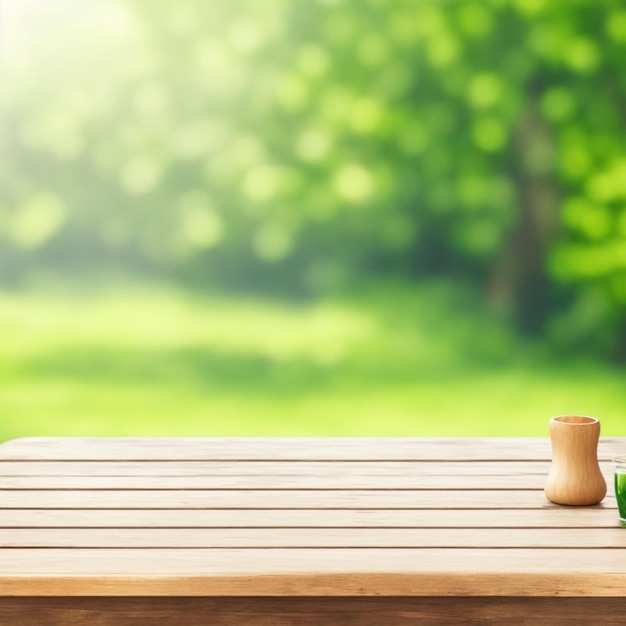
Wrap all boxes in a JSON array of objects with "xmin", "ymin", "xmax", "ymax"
[
  {"xmin": 1, "ymin": 0, "xmax": 626, "ymax": 358},
  {"xmin": 2, "ymin": 281, "xmax": 626, "ymax": 441}
]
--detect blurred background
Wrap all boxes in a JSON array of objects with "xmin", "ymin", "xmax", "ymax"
[{"xmin": 1, "ymin": 0, "xmax": 625, "ymax": 441}]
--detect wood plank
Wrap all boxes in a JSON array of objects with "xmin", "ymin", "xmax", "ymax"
[
  {"xmin": 0, "ymin": 437, "xmax": 559, "ymax": 461},
  {"xmin": 0, "ymin": 488, "xmax": 589, "ymax": 509},
  {"xmin": 2, "ymin": 436, "xmax": 622, "ymax": 461},
  {"xmin": 0, "ymin": 458, "xmax": 562, "ymax": 489},
  {"xmin": 3, "ymin": 547, "xmax": 626, "ymax": 577},
  {"xmin": 2, "ymin": 437, "xmax": 625, "ymax": 606},
  {"xmin": 3, "ymin": 596, "xmax": 626, "ymax": 626},
  {"xmin": 0, "ymin": 458, "xmax": 614, "ymax": 490},
  {"xmin": 3, "ymin": 548, "xmax": 626, "ymax": 595},
  {"xmin": 0, "ymin": 459, "xmax": 556, "ymax": 476},
  {"xmin": 0, "ymin": 470, "xmax": 615, "ymax": 491},
  {"xmin": 0, "ymin": 473, "xmax": 557, "ymax": 490},
  {"xmin": 3, "ymin": 527, "xmax": 626, "ymax": 549},
  {"xmin": 0, "ymin": 507, "xmax": 616, "ymax": 528}
]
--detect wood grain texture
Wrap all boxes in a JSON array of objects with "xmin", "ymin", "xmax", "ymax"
[
  {"xmin": 0, "ymin": 471, "xmax": 553, "ymax": 490},
  {"xmin": 4, "ymin": 596, "xmax": 626, "ymax": 626},
  {"xmin": 1, "ymin": 436, "xmax": 626, "ymax": 606},
  {"xmin": 4, "ymin": 527, "xmax": 626, "ymax": 549},
  {"xmin": 0, "ymin": 507, "xmax": 615, "ymax": 528},
  {"xmin": 0, "ymin": 437, "xmax": 553, "ymax": 460},
  {"xmin": 3, "ymin": 597, "xmax": 626, "ymax": 626},
  {"xmin": 0, "ymin": 436, "xmax": 619, "ymax": 462},
  {"xmin": 3, "ymin": 548, "xmax": 626, "ymax": 595},
  {"xmin": 0, "ymin": 488, "xmax": 585, "ymax": 509},
  {"xmin": 5, "ymin": 570, "xmax": 626, "ymax": 598},
  {"xmin": 0, "ymin": 467, "xmax": 615, "ymax": 490},
  {"xmin": 0, "ymin": 459, "xmax": 555, "ymax": 476}
]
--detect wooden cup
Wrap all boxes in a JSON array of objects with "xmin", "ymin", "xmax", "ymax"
[{"xmin": 544, "ymin": 415, "xmax": 607, "ymax": 506}]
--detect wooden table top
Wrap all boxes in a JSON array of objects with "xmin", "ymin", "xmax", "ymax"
[{"xmin": 1, "ymin": 436, "xmax": 626, "ymax": 598}]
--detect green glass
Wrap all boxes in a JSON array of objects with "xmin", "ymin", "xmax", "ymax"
[{"xmin": 614, "ymin": 457, "xmax": 626, "ymax": 526}]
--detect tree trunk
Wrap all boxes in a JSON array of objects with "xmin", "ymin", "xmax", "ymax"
[{"xmin": 487, "ymin": 101, "xmax": 561, "ymax": 335}]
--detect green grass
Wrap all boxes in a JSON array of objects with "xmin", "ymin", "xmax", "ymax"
[{"xmin": 1, "ymin": 280, "xmax": 625, "ymax": 442}]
